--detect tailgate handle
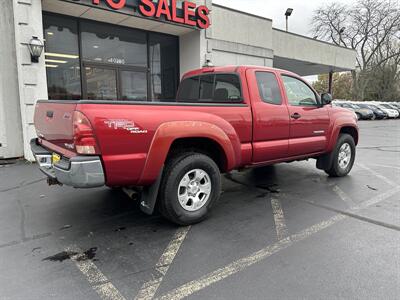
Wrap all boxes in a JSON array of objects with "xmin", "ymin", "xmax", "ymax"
[{"xmin": 46, "ymin": 111, "xmax": 54, "ymax": 118}]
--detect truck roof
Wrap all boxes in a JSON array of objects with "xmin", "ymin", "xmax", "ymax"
[{"xmin": 183, "ymin": 65, "xmax": 298, "ymax": 78}]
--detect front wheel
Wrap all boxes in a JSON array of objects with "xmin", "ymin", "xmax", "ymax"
[
  {"xmin": 325, "ymin": 134, "xmax": 356, "ymax": 177},
  {"xmin": 158, "ymin": 153, "xmax": 221, "ymax": 225}
]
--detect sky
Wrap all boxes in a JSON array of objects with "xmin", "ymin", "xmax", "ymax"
[{"xmin": 212, "ymin": 0, "xmax": 356, "ymax": 37}]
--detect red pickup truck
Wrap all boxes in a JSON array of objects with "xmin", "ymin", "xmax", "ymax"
[{"xmin": 31, "ymin": 66, "xmax": 358, "ymax": 225}]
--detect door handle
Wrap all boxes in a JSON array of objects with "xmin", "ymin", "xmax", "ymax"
[{"xmin": 291, "ymin": 113, "xmax": 301, "ymax": 120}]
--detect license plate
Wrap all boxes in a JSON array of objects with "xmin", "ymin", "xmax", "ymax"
[{"xmin": 52, "ymin": 153, "xmax": 61, "ymax": 165}]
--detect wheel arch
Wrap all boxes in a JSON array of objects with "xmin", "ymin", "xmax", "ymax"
[
  {"xmin": 138, "ymin": 121, "xmax": 240, "ymax": 185},
  {"xmin": 328, "ymin": 122, "xmax": 359, "ymax": 153},
  {"xmin": 318, "ymin": 124, "xmax": 359, "ymax": 171},
  {"xmin": 339, "ymin": 126, "xmax": 359, "ymax": 145}
]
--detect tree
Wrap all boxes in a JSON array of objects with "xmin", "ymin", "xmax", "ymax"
[
  {"xmin": 312, "ymin": 73, "xmax": 353, "ymax": 100},
  {"xmin": 311, "ymin": 0, "xmax": 400, "ymax": 101}
]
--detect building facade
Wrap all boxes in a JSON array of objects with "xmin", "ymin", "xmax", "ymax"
[{"xmin": 0, "ymin": 0, "xmax": 356, "ymax": 160}]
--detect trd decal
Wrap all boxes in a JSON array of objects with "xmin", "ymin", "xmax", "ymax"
[{"xmin": 104, "ymin": 119, "xmax": 148, "ymax": 134}]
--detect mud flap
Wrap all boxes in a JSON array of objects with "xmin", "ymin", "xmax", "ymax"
[
  {"xmin": 316, "ymin": 152, "xmax": 334, "ymax": 171},
  {"xmin": 139, "ymin": 167, "xmax": 164, "ymax": 215}
]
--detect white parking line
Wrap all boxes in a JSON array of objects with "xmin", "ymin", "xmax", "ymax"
[
  {"xmin": 157, "ymin": 214, "xmax": 346, "ymax": 300},
  {"xmin": 358, "ymin": 186, "xmax": 400, "ymax": 209},
  {"xmin": 332, "ymin": 185, "xmax": 358, "ymax": 209},
  {"xmin": 366, "ymin": 163, "xmax": 400, "ymax": 170},
  {"xmin": 67, "ymin": 246, "xmax": 126, "ymax": 300},
  {"xmin": 135, "ymin": 226, "xmax": 191, "ymax": 300},
  {"xmin": 270, "ymin": 198, "xmax": 290, "ymax": 240},
  {"xmin": 357, "ymin": 164, "xmax": 398, "ymax": 187},
  {"xmin": 157, "ymin": 182, "xmax": 400, "ymax": 300}
]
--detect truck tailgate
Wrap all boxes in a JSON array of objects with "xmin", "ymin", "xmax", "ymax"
[{"xmin": 34, "ymin": 101, "xmax": 77, "ymax": 153}]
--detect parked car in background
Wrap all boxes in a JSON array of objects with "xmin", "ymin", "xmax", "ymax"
[
  {"xmin": 374, "ymin": 104, "xmax": 399, "ymax": 119},
  {"xmin": 390, "ymin": 102, "xmax": 400, "ymax": 110},
  {"xmin": 335, "ymin": 103, "xmax": 374, "ymax": 120},
  {"xmin": 379, "ymin": 103, "xmax": 400, "ymax": 117},
  {"xmin": 356, "ymin": 103, "xmax": 387, "ymax": 120}
]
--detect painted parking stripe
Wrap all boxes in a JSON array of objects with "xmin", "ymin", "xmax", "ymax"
[
  {"xmin": 135, "ymin": 226, "xmax": 191, "ymax": 300},
  {"xmin": 270, "ymin": 198, "xmax": 290, "ymax": 240},
  {"xmin": 332, "ymin": 185, "xmax": 358, "ymax": 209},
  {"xmin": 366, "ymin": 163, "xmax": 400, "ymax": 170},
  {"xmin": 67, "ymin": 246, "xmax": 126, "ymax": 300},
  {"xmin": 157, "ymin": 184, "xmax": 399, "ymax": 300},
  {"xmin": 357, "ymin": 163, "xmax": 398, "ymax": 187},
  {"xmin": 358, "ymin": 186, "xmax": 400, "ymax": 209},
  {"xmin": 157, "ymin": 214, "xmax": 346, "ymax": 300}
]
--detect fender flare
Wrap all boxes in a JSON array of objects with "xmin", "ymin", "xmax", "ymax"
[
  {"xmin": 317, "ymin": 121, "xmax": 358, "ymax": 171},
  {"xmin": 327, "ymin": 121, "xmax": 359, "ymax": 153},
  {"xmin": 138, "ymin": 121, "xmax": 241, "ymax": 185}
]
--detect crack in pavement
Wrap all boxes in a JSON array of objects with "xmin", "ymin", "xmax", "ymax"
[
  {"xmin": 0, "ymin": 178, "xmax": 46, "ymax": 193},
  {"xmin": 16, "ymin": 199, "xmax": 27, "ymax": 241}
]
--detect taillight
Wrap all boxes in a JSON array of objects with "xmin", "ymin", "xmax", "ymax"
[{"xmin": 73, "ymin": 111, "xmax": 100, "ymax": 155}]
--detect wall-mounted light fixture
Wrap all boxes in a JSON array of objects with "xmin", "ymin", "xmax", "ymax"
[
  {"xmin": 28, "ymin": 36, "xmax": 44, "ymax": 63},
  {"xmin": 203, "ymin": 58, "xmax": 214, "ymax": 68}
]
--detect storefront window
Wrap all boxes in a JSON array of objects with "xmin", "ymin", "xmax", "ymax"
[
  {"xmin": 43, "ymin": 14, "xmax": 179, "ymax": 102},
  {"xmin": 149, "ymin": 33, "xmax": 179, "ymax": 101},
  {"xmin": 43, "ymin": 15, "xmax": 81, "ymax": 100},
  {"xmin": 81, "ymin": 21, "xmax": 147, "ymax": 67}
]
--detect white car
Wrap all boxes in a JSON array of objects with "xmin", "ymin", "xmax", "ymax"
[{"xmin": 376, "ymin": 105, "xmax": 399, "ymax": 118}]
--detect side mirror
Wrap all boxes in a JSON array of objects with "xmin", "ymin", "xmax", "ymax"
[{"xmin": 321, "ymin": 93, "xmax": 332, "ymax": 105}]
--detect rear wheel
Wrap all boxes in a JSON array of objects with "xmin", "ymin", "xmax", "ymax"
[
  {"xmin": 325, "ymin": 134, "xmax": 356, "ymax": 177},
  {"xmin": 158, "ymin": 152, "xmax": 221, "ymax": 225},
  {"xmin": 355, "ymin": 113, "xmax": 361, "ymax": 120}
]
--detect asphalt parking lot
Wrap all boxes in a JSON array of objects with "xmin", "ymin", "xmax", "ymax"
[{"xmin": 1, "ymin": 120, "xmax": 399, "ymax": 300}]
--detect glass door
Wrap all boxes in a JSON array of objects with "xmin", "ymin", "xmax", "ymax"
[
  {"xmin": 83, "ymin": 63, "xmax": 148, "ymax": 101},
  {"xmin": 120, "ymin": 69, "xmax": 148, "ymax": 101},
  {"xmin": 83, "ymin": 65, "xmax": 118, "ymax": 100}
]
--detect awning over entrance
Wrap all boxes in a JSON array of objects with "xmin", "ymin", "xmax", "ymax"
[{"xmin": 272, "ymin": 29, "xmax": 356, "ymax": 76}]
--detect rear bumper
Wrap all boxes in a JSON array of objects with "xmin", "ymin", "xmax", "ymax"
[{"xmin": 30, "ymin": 139, "xmax": 105, "ymax": 188}]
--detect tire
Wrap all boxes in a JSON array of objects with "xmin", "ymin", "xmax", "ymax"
[
  {"xmin": 371, "ymin": 114, "xmax": 376, "ymax": 120},
  {"xmin": 158, "ymin": 152, "xmax": 221, "ymax": 225},
  {"xmin": 355, "ymin": 113, "xmax": 361, "ymax": 120},
  {"xmin": 325, "ymin": 133, "xmax": 356, "ymax": 177}
]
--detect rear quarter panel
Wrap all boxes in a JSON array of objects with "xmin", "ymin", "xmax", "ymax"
[{"xmin": 77, "ymin": 103, "xmax": 252, "ymax": 186}]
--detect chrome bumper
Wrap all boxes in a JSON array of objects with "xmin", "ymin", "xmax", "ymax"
[{"xmin": 30, "ymin": 139, "xmax": 105, "ymax": 188}]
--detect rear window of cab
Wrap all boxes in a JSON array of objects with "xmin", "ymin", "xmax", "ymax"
[{"xmin": 177, "ymin": 74, "xmax": 242, "ymax": 103}]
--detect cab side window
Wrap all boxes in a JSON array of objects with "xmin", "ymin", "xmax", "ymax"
[
  {"xmin": 213, "ymin": 74, "xmax": 242, "ymax": 102},
  {"xmin": 256, "ymin": 72, "xmax": 282, "ymax": 105},
  {"xmin": 176, "ymin": 76, "xmax": 200, "ymax": 101},
  {"xmin": 282, "ymin": 76, "xmax": 318, "ymax": 107},
  {"xmin": 199, "ymin": 75, "xmax": 214, "ymax": 101},
  {"xmin": 177, "ymin": 74, "xmax": 242, "ymax": 103}
]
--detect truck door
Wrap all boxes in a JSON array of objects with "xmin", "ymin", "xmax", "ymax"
[
  {"xmin": 248, "ymin": 69, "xmax": 290, "ymax": 162},
  {"xmin": 280, "ymin": 75, "xmax": 330, "ymax": 157}
]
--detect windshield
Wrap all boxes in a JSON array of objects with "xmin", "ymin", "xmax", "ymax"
[{"xmin": 358, "ymin": 104, "xmax": 370, "ymax": 109}]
